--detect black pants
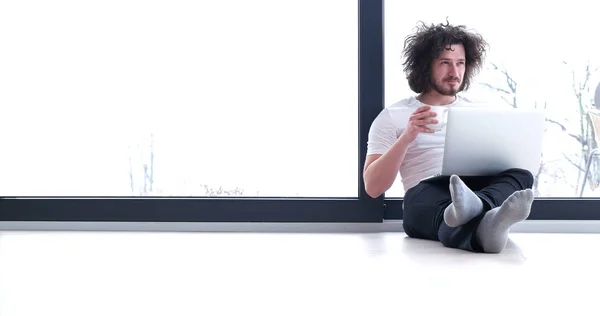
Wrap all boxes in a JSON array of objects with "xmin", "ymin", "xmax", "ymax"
[{"xmin": 402, "ymin": 168, "xmax": 534, "ymax": 252}]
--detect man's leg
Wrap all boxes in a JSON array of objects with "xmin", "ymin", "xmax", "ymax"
[
  {"xmin": 402, "ymin": 176, "xmax": 452, "ymax": 242},
  {"xmin": 402, "ymin": 175, "xmax": 490, "ymax": 252},
  {"xmin": 475, "ymin": 189, "xmax": 534, "ymax": 253},
  {"xmin": 438, "ymin": 168, "xmax": 535, "ymax": 253},
  {"xmin": 470, "ymin": 168, "xmax": 535, "ymax": 212},
  {"xmin": 443, "ymin": 175, "xmax": 485, "ymax": 227},
  {"xmin": 403, "ymin": 168, "xmax": 534, "ymax": 252}
]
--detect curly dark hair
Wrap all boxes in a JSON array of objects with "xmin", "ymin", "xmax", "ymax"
[{"xmin": 402, "ymin": 20, "xmax": 488, "ymax": 94}]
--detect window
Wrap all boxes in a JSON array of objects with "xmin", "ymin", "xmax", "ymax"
[
  {"xmin": 0, "ymin": 0, "xmax": 385, "ymax": 222},
  {"xmin": 383, "ymin": 0, "xmax": 600, "ymax": 200},
  {"xmin": 1, "ymin": 0, "xmax": 598, "ymax": 224},
  {"xmin": 0, "ymin": 0, "xmax": 358, "ymax": 198}
]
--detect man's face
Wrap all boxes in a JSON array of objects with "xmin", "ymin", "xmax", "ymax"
[{"xmin": 429, "ymin": 43, "xmax": 466, "ymax": 96}]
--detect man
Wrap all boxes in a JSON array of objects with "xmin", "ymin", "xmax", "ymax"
[{"xmin": 363, "ymin": 21, "xmax": 535, "ymax": 253}]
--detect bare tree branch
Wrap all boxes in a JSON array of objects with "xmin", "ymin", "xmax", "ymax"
[
  {"xmin": 496, "ymin": 64, "xmax": 517, "ymax": 107},
  {"xmin": 483, "ymin": 62, "xmax": 517, "ymax": 104},
  {"xmin": 546, "ymin": 119, "xmax": 567, "ymax": 132},
  {"xmin": 571, "ymin": 134, "xmax": 584, "ymax": 144},
  {"xmin": 149, "ymin": 133, "xmax": 154, "ymax": 192},
  {"xmin": 534, "ymin": 152, "xmax": 545, "ymax": 196},
  {"xmin": 563, "ymin": 153, "xmax": 585, "ymax": 173},
  {"xmin": 571, "ymin": 68, "xmax": 579, "ymax": 99},
  {"xmin": 502, "ymin": 69, "xmax": 517, "ymax": 94},
  {"xmin": 545, "ymin": 119, "xmax": 584, "ymax": 144},
  {"xmin": 128, "ymin": 145, "xmax": 134, "ymax": 194},
  {"xmin": 479, "ymin": 82, "xmax": 512, "ymax": 95},
  {"xmin": 582, "ymin": 62, "xmax": 591, "ymax": 94}
]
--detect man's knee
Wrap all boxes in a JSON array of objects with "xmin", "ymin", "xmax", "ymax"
[
  {"xmin": 402, "ymin": 220, "xmax": 421, "ymax": 238},
  {"xmin": 402, "ymin": 202, "xmax": 439, "ymax": 240},
  {"xmin": 402, "ymin": 202, "xmax": 422, "ymax": 238},
  {"xmin": 501, "ymin": 168, "xmax": 534, "ymax": 188}
]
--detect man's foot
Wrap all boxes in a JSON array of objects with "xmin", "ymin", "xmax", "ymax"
[
  {"xmin": 475, "ymin": 189, "xmax": 534, "ymax": 253},
  {"xmin": 443, "ymin": 175, "xmax": 485, "ymax": 227}
]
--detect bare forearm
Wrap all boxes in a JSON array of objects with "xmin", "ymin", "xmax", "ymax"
[{"xmin": 364, "ymin": 135, "xmax": 411, "ymax": 197}]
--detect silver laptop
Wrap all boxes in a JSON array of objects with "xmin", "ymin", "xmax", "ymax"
[{"xmin": 441, "ymin": 106, "xmax": 546, "ymax": 176}]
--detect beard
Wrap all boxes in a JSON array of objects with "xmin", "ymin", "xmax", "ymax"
[{"xmin": 430, "ymin": 77, "xmax": 463, "ymax": 96}]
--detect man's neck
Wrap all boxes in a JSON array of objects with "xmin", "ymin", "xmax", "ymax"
[{"xmin": 417, "ymin": 92, "xmax": 457, "ymax": 106}]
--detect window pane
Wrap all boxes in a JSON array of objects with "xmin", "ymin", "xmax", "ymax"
[
  {"xmin": 0, "ymin": 0, "xmax": 358, "ymax": 197},
  {"xmin": 384, "ymin": 0, "xmax": 600, "ymax": 198}
]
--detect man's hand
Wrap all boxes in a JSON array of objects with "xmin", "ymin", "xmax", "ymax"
[{"xmin": 400, "ymin": 105, "xmax": 438, "ymax": 143}]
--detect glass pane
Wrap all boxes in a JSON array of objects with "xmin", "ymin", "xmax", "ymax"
[
  {"xmin": 0, "ymin": 0, "xmax": 358, "ymax": 197},
  {"xmin": 384, "ymin": 0, "xmax": 600, "ymax": 197}
]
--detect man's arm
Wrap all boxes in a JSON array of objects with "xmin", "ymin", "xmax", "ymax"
[
  {"xmin": 362, "ymin": 105, "xmax": 436, "ymax": 198},
  {"xmin": 363, "ymin": 134, "xmax": 411, "ymax": 198}
]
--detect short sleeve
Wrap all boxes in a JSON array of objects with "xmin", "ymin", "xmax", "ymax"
[{"xmin": 366, "ymin": 109, "xmax": 401, "ymax": 156}]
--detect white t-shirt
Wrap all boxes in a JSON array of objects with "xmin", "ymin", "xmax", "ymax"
[{"xmin": 366, "ymin": 95, "xmax": 484, "ymax": 193}]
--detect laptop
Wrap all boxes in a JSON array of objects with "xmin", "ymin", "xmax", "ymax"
[{"xmin": 441, "ymin": 106, "xmax": 546, "ymax": 176}]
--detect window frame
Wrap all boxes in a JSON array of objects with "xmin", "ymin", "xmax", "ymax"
[
  {"xmin": 379, "ymin": 0, "xmax": 600, "ymax": 220},
  {"xmin": 383, "ymin": 199, "xmax": 600, "ymax": 220},
  {"xmin": 0, "ymin": 0, "xmax": 385, "ymax": 223},
  {"xmin": 1, "ymin": 0, "xmax": 598, "ymax": 223}
]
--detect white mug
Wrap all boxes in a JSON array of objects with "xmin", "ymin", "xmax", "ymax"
[{"xmin": 425, "ymin": 106, "xmax": 449, "ymax": 131}]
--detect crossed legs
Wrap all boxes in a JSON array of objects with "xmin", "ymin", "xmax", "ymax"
[
  {"xmin": 402, "ymin": 168, "xmax": 535, "ymax": 253},
  {"xmin": 444, "ymin": 174, "xmax": 534, "ymax": 253}
]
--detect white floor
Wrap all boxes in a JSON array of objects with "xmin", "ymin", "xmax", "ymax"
[{"xmin": 0, "ymin": 230, "xmax": 598, "ymax": 316}]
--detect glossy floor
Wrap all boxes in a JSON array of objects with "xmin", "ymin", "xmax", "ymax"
[{"xmin": 0, "ymin": 231, "xmax": 597, "ymax": 316}]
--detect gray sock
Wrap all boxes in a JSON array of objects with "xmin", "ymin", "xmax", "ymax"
[
  {"xmin": 443, "ymin": 175, "xmax": 484, "ymax": 227},
  {"xmin": 475, "ymin": 189, "xmax": 534, "ymax": 253}
]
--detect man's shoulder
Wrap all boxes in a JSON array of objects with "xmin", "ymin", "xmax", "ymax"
[
  {"xmin": 380, "ymin": 96, "xmax": 419, "ymax": 126},
  {"xmin": 371, "ymin": 96, "xmax": 418, "ymax": 130},
  {"xmin": 386, "ymin": 95, "xmax": 421, "ymax": 110}
]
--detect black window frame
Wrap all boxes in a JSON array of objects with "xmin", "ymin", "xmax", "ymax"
[
  {"xmin": 1, "ymin": 0, "xmax": 598, "ymax": 223},
  {"xmin": 0, "ymin": 0, "xmax": 385, "ymax": 223}
]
